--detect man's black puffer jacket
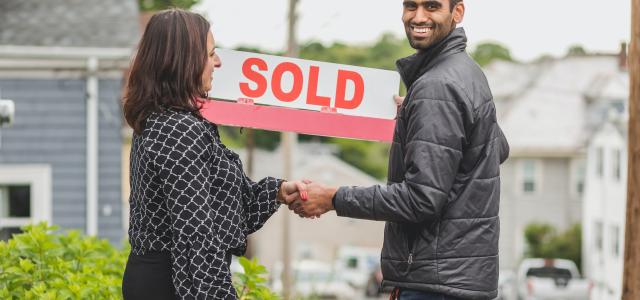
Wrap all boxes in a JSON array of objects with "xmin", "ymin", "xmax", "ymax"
[{"xmin": 333, "ymin": 28, "xmax": 510, "ymax": 299}]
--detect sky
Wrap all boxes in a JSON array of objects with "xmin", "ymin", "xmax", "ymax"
[{"xmin": 193, "ymin": 0, "xmax": 632, "ymax": 62}]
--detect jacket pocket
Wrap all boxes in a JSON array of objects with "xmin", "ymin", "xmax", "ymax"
[
  {"xmin": 410, "ymin": 221, "xmax": 438, "ymax": 261},
  {"xmin": 381, "ymin": 222, "xmax": 409, "ymax": 261}
]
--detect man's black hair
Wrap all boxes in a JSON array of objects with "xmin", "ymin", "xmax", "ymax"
[{"xmin": 450, "ymin": 0, "xmax": 462, "ymax": 11}]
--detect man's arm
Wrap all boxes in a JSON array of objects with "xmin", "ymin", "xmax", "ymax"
[{"xmin": 298, "ymin": 83, "xmax": 467, "ymax": 223}]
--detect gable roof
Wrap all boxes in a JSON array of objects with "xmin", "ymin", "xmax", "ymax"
[
  {"xmin": 484, "ymin": 56, "xmax": 628, "ymax": 157},
  {"xmin": 234, "ymin": 143, "xmax": 383, "ymax": 187},
  {"xmin": 0, "ymin": 0, "xmax": 139, "ymax": 48}
]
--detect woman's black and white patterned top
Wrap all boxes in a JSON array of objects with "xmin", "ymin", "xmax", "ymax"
[{"xmin": 128, "ymin": 108, "xmax": 282, "ymax": 299}]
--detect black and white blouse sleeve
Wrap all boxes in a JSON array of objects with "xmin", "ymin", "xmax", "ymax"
[
  {"xmin": 149, "ymin": 121, "xmax": 235, "ymax": 299},
  {"xmin": 240, "ymin": 172, "xmax": 282, "ymax": 235}
]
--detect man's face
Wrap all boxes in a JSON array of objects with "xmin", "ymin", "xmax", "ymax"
[{"xmin": 402, "ymin": 0, "xmax": 463, "ymax": 51}]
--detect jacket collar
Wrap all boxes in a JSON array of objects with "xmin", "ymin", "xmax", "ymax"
[{"xmin": 396, "ymin": 27, "xmax": 468, "ymax": 88}]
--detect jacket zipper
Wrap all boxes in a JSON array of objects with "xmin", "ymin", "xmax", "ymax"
[{"xmin": 406, "ymin": 252, "xmax": 414, "ymax": 273}]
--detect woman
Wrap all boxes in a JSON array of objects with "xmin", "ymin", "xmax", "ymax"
[{"xmin": 122, "ymin": 9, "xmax": 305, "ymax": 299}]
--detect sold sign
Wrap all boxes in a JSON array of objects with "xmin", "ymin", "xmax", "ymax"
[{"xmin": 203, "ymin": 49, "xmax": 400, "ymax": 142}]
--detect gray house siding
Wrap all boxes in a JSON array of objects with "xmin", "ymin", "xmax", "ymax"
[
  {"xmin": 0, "ymin": 78, "xmax": 123, "ymax": 244},
  {"xmin": 499, "ymin": 157, "xmax": 583, "ymax": 270}
]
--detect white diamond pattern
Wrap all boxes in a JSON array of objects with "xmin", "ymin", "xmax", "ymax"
[{"xmin": 128, "ymin": 109, "xmax": 282, "ymax": 299}]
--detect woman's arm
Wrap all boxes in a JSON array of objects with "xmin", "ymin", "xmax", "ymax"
[
  {"xmin": 240, "ymin": 173, "xmax": 307, "ymax": 234},
  {"xmin": 241, "ymin": 174, "xmax": 283, "ymax": 235}
]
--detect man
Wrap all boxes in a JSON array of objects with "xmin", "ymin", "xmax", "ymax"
[{"xmin": 292, "ymin": 0, "xmax": 509, "ymax": 299}]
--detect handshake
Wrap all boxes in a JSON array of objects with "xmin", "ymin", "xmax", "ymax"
[{"xmin": 277, "ymin": 180, "xmax": 338, "ymax": 218}]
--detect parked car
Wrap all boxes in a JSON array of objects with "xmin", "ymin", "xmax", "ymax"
[
  {"xmin": 517, "ymin": 258, "xmax": 592, "ymax": 300},
  {"xmin": 333, "ymin": 246, "xmax": 380, "ymax": 291},
  {"xmin": 364, "ymin": 263, "xmax": 395, "ymax": 298},
  {"xmin": 497, "ymin": 270, "xmax": 517, "ymax": 300},
  {"xmin": 272, "ymin": 260, "xmax": 358, "ymax": 299}
]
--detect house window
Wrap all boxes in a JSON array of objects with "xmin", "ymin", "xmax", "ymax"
[
  {"xmin": 595, "ymin": 221, "xmax": 603, "ymax": 252},
  {"xmin": 596, "ymin": 147, "xmax": 604, "ymax": 178},
  {"xmin": 613, "ymin": 149, "xmax": 622, "ymax": 181},
  {"xmin": 611, "ymin": 225, "xmax": 620, "ymax": 257},
  {"xmin": 0, "ymin": 185, "xmax": 31, "ymax": 240},
  {"xmin": 575, "ymin": 161, "xmax": 586, "ymax": 195},
  {"xmin": 521, "ymin": 160, "xmax": 538, "ymax": 193},
  {"xmin": 0, "ymin": 165, "xmax": 51, "ymax": 241}
]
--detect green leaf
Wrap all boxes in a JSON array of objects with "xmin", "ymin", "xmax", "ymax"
[{"xmin": 19, "ymin": 259, "xmax": 34, "ymax": 272}]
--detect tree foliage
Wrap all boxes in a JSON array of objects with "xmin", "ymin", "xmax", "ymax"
[
  {"xmin": 138, "ymin": 0, "xmax": 201, "ymax": 11},
  {"xmin": 524, "ymin": 223, "xmax": 582, "ymax": 271},
  {"xmin": 567, "ymin": 44, "xmax": 588, "ymax": 56},
  {"xmin": 470, "ymin": 42, "xmax": 514, "ymax": 66}
]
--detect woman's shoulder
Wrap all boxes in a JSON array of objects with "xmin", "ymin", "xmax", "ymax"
[
  {"xmin": 148, "ymin": 108, "xmax": 200, "ymax": 126},
  {"xmin": 145, "ymin": 108, "xmax": 210, "ymax": 135},
  {"xmin": 139, "ymin": 109, "xmax": 216, "ymax": 150}
]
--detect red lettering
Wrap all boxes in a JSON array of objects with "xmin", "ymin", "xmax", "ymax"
[
  {"xmin": 335, "ymin": 70, "xmax": 364, "ymax": 109},
  {"xmin": 306, "ymin": 66, "xmax": 331, "ymax": 107},
  {"xmin": 272, "ymin": 62, "xmax": 303, "ymax": 102},
  {"xmin": 239, "ymin": 58, "xmax": 268, "ymax": 98}
]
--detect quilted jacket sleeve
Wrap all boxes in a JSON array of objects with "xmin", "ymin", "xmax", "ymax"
[
  {"xmin": 149, "ymin": 119, "xmax": 235, "ymax": 299},
  {"xmin": 334, "ymin": 79, "xmax": 467, "ymax": 224}
]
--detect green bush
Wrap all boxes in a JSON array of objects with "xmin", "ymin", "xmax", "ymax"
[
  {"xmin": 524, "ymin": 223, "xmax": 582, "ymax": 271},
  {"xmin": 233, "ymin": 257, "xmax": 280, "ymax": 300},
  {"xmin": 0, "ymin": 222, "xmax": 129, "ymax": 299},
  {"xmin": 0, "ymin": 223, "xmax": 280, "ymax": 299}
]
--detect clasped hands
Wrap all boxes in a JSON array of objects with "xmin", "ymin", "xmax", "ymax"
[{"xmin": 277, "ymin": 180, "xmax": 337, "ymax": 218}]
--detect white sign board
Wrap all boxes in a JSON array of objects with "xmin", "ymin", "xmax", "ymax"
[{"xmin": 209, "ymin": 49, "xmax": 400, "ymax": 120}]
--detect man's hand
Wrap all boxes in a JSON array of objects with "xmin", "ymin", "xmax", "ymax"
[
  {"xmin": 277, "ymin": 180, "xmax": 308, "ymax": 205},
  {"xmin": 394, "ymin": 95, "xmax": 405, "ymax": 117},
  {"xmin": 288, "ymin": 182, "xmax": 337, "ymax": 218},
  {"xmin": 394, "ymin": 95, "xmax": 405, "ymax": 107}
]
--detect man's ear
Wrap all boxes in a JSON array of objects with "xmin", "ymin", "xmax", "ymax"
[{"xmin": 453, "ymin": 2, "xmax": 465, "ymax": 24}]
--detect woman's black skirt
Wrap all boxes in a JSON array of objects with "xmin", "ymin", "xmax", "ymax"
[{"xmin": 122, "ymin": 251, "xmax": 176, "ymax": 300}]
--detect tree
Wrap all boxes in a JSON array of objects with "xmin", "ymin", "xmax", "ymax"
[
  {"xmin": 567, "ymin": 45, "xmax": 588, "ymax": 56},
  {"xmin": 138, "ymin": 0, "xmax": 201, "ymax": 11},
  {"xmin": 471, "ymin": 42, "xmax": 514, "ymax": 66}
]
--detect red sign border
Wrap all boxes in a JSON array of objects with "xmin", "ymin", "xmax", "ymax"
[{"xmin": 201, "ymin": 99, "xmax": 396, "ymax": 142}]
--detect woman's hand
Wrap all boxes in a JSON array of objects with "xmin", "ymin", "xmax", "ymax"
[{"xmin": 277, "ymin": 180, "xmax": 308, "ymax": 205}]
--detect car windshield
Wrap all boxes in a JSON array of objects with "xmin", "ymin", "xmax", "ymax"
[{"xmin": 526, "ymin": 267, "xmax": 573, "ymax": 279}]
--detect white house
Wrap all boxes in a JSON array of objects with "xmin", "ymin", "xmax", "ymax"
[
  {"xmin": 484, "ymin": 46, "xmax": 629, "ymax": 271},
  {"xmin": 582, "ymin": 117, "xmax": 628, "ymax": 299}
]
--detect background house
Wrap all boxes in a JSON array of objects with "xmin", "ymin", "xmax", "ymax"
[
  {"xmin": 485, "ymin": 46, "xmax": 629, "ymax": 271},
  {"xmin": 0, "ymin": 0, "xmax": 139, "ymax": 244},
  {"xmin": 582, "ymin": 107, "xmax": 629, "ymax": 298}
]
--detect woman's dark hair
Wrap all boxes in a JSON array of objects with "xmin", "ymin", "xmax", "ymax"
[{"xmin": 124, "ymin": 9, "xmax": 210, "ymax": 134}]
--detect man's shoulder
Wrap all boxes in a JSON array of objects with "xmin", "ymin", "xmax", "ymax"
[{"xmin": 412, "ymin": 53, "xmax": 490, "ymax": 104}]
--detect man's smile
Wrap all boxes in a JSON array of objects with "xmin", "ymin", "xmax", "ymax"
[{"xmin": 410, "ymin": 25, "xmax": 433, "ymax": 38}]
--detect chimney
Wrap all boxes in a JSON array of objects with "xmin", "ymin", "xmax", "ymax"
[{"xmin": 619, "ymin": 42, "xmax": 628, "ymax": 71}]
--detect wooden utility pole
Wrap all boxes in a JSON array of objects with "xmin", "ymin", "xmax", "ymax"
[
  {"xmin": 281, "ymin": 1, "xmax": 299, "ymax": 299},
  {"xmin": 622, "ymin": 0, "xmax": 640, "ymax": 298}
]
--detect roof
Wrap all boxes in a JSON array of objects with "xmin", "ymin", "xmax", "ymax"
[
  {"xmin": 484, "ymin": 56, "xmax": 628, "ymax": 157},
  {"xmin": 234, "ymin": 143, "xmax": 383, "ymax": 187},
  {"xmin": 0, "ymin": 0, "xmax": 139, "ymax": 48}
]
